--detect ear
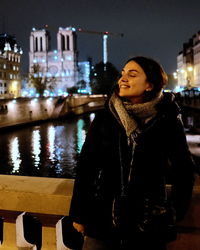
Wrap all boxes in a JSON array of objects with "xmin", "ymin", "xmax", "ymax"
[{"xmin": 146, "ymin": 83, "xmax": 153, "ymax": 91}]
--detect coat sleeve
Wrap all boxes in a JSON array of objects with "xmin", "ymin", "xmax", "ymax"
[
  {"xmin": 167, "ymin": 115, "xmax": 196, "ymax": 221},
  {"xmin": 69, "ymin": 113, "xmax": 103, "ymax": 224}
]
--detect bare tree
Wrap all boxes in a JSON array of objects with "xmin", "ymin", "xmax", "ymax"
[{"xmin": 29, "ymin": 64, "xmax": 56, "ymax": 96}]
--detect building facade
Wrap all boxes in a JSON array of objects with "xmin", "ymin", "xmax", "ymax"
[
  {"xmin": 0, "ymin": 34, "xmax": 22, "ymax": 98},
  {"xmin": 29, "ymin": 27, "xmax": 90, "ymax": 95},
  {"xmin": 176, "ymin": 32, "xmax": 200, "ymax": 88}
]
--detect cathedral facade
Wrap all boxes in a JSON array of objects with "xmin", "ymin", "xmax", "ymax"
[{"xmin": 29, "ymin": 27, "xmax": 88, "ymax": 94}]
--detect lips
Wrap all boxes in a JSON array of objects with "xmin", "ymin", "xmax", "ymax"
[{"xmin": 119, "ymin": 84, "xmax": 130, "ymax": 88}]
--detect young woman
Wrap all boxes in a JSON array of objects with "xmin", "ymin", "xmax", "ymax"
[{"xmin": 69, "ymin": 56, "xmax": 195, "ymax": 250}]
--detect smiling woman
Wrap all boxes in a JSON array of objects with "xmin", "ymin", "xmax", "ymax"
[{"xmin": 69, "ymin": 56, "xmax": 196, "ymax": 250}]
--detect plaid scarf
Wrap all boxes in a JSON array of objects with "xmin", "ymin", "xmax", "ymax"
[{"xmin": 109, "ymin": 91, "xmax": 163, "ymax": 138}]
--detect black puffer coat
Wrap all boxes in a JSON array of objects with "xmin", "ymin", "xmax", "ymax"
[{"xmin": 69, "ymin": 92, "xmax": 195, "ymax": 240}]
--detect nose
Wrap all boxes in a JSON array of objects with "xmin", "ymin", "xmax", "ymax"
[{"xmin": 121, "ymin": 73, "xmax": 128, "ymax": 82}]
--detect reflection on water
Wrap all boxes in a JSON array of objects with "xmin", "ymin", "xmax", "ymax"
[
  {"xmin": 77, "ymin": 119, "xmax": 86, "ymax": 153},
  {"xmin": 1, "ymin": 111, "xmax": 199, "ymax": 178},
  {"xmin": 48, "ymin": 126, "xmax": 56, "ymax": 162},
  {"xmin": 32, "ymin": 130, "xmax": 41, "ymax": 168},
  {"xmin": 9, "ymin": 137, "xmax": 22, "ymax": 173},
  {"xmin": 0, "ymin": 113, "xmax": 95, "ymax": 178}
]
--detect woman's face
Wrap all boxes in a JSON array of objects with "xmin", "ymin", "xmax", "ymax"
[{"xmin": 118, "ymin": 60, "xmax": 152, "ymax": 103}]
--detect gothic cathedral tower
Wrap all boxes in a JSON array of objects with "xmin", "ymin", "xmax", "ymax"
[{"xmin": 29, "ymin": 27, "xmax": 78, "ymax": 94}]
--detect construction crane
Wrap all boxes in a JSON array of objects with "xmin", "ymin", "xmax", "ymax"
[{"xmin": 77, "ymin": 28, "xmax": 124, "ymax": 65}]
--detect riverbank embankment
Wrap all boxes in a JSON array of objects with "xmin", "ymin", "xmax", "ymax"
[{"xmin": 0, "ymin": 95, "xmax": 106, "ymax": 130}]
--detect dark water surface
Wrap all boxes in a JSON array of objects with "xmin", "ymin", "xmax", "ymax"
[
  {"xmin": 0, "ymin": 113, "xmax": 95, "ymax": 178},
  {"xmin": 0, "ymin": 112, "xmax": 199, "ymax": 178}
]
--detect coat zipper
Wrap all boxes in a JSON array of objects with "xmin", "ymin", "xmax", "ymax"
[{"xmin": 119, "ymin": 132, "xmax": 137, "ymax": 197}]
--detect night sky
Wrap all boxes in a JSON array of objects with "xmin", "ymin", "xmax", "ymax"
[{"xmin": 1, "ymin": 0, "xmax": 200, "ymax": 75}]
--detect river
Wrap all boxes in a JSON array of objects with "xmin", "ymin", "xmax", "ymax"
[
  {"xmin": 0, "ymin": 113, "xmax": 95, "ymax": 178},
  {"xmin": 0, "ymin": 112, "xmax": 199, "ymax": 178}
]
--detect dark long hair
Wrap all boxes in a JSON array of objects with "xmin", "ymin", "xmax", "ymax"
[{"xmin": 126, "ymin": 56, "xmax": 168, "ymax": 100}]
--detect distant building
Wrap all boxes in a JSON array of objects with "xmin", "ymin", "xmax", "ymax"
[
  {"xmin": 176, "ymin": 31, "xmax": 200, "ymax": 88},
  {"xmin": 29, "ymin": 27, "xmax": 90, "ymax": 95},
  {"xmin": 77, "ymin": 61, "xmax": 91, "ymax": 93},
  {"xmin": 0, "ymin": 34, "xmax": 22, "ymax": 98}
]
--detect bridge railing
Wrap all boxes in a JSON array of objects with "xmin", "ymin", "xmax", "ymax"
[
  {"xmin": 0, "ymin": 175, "xmax": 74, "ymax": 250},
  {"xmin": 0, "ymin": 175, "xmax": 199, "ymax": 249}
]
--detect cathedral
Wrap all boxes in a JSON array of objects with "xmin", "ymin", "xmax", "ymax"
[{"xmin": 29, "ymin": 26, "xmax": 90, "ymax": 94}]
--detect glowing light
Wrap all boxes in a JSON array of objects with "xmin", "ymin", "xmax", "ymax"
[
  {"xmin": 66, "ymin": 56, "xmax": 72, "ymax": 60},
  {"xmin": 43, "ymin": 90, "xmax": 50, "ymax": 97},
  {"xmin": 173, "ymin": 72, "xmax": 177, "ymax": 79},
  {"xmin": 46, "ymin": 97, "xmax": 53, "ymax": 104},
  {"xmin": 22, "ymin": 90, "xmax": 28, "ymax": 97},
  {"xmin": 90, "ymin": 113, "xmax": 95, "ymax": 122},
  {"xmin": 47, "ymin": 126, "xmax": 56, "ymax": 162},
  {"xmin": 32, "ymin": 130, "xmax": 41, "ymax": 168},
  {"xmin": 9, "ymin": 137, "xmax": 22, "ymax": 173},
  {"xmin": 54, "ymin": 56, "xmax": 58, "ymax": 60},
  {"xmin": 174, "ymin": 86, "xmax": 185, "ymax": 93},
  {"xmin": 187, "ymin": 66, "xmax": 193, "ymax": 72},
  {"xmin": 31, "ymin": 98, "xmax": 38, "ymax": 105},
  {"xmin": 29, "ymin": 89, "xmax": 35, "ymax": 97},
  {"xmin": 77, "ymin": 119, "xmax": 86, "ymax": 153}
]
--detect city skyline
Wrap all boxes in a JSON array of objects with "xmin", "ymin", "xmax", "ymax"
[{"xmin": 1, "ymin": 0, "xmax": 200, "ymax": 74}]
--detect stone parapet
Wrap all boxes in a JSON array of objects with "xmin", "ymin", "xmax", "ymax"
[
  {"xmin": 0, "ymin": 175, "xmax": 74, "ymax": 249},
  {"xmin": 0, "ymin": 175, "xmax": 199, "ymax": 249}
]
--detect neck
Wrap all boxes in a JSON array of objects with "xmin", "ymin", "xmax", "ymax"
[{"xmin": 126, "ymin": 96, "xmax": 145, "ymax": 104}]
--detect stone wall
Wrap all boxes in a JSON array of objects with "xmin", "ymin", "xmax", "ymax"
[{"xmin": 0, "ymin": 95, "xmax": 106, "ymax": 129}]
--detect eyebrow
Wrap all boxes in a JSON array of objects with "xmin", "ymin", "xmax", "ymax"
[{"xmin": 122, "ymin": 69, "xmax": 139, "ymax": 73}]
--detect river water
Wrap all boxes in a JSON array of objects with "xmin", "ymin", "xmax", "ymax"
[
  {"xmin": 0, "ymin": 112, "xmax": 199, "ymax": 178},
  {"xmin": 0, "ymin": 113, "xmax": 95, "ymax": 178}
]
